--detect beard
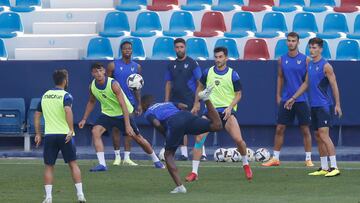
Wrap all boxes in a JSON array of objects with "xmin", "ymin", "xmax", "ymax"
[{"xmin": 176, "ymin": 52, "xmax": 185, "ymax": 59}]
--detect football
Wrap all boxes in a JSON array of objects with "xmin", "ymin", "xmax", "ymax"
[
  {"xmin": 214, "ymin": 148, "xmax": 226, "ymax": 162},
  {"xmin": 247, "ymin": 148, "xmax": 255, "ymax": 162},
  {"xmin": 255, "ymin": 148, "xmax": 271, "ymax": 162},
  {"xmin": 127, "ymin": 73, "xmax": 144, "ymax": 90}
]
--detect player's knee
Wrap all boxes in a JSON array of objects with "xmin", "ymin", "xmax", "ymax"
[
  {"xmin": 91, "ymin": 127, "xmax": 102, "ymax": 137},
  {"xmin": 211, "ymin": 122, "xmax": 222, "ymax": 131},
  {"xmin": 276, "ymin": 125, "xmax": 286, "ymax": 135}
]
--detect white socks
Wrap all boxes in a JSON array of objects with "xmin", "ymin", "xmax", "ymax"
[
  {"xmin": 149, "ymin": 151, "xmax": 160, "ymax": 162},
  {"xmin": 320, "ymin": 156, "xmax": 329, "ymax": 170},
  {"xmin": 75, "ymin": 183, "xmax": 84, "ymax": 196},
  {"xmin": 45, "ymin": 185, "xmax": 52, "ymax": 199},
  {"xmin": 96, "ymin": 152, "xmax": 106, "ymax": 166},
  {"xmin": 242, "ymin": 155, "xmax": 249, "ymax": 166},
  {"xmin": 273, "ymin": 151, "xmax": 280, "ymax": 160},
  {"xmin": 202, "ymin": 145, "xmax": 206, "ymax": 156},
  {"xmin": 124, "ymin": 151, "xmax": 131, "ymax": 160},
  {"xmin": 192, "ymin": 160, "xmax": 200, "ymax": 174},
  {"xmin": 114, "ymin": 150, "xmax": 121, "ymax": 160},
  {"xmin": 180, "ymin": 146, "xmax": 188, "ymax": 157},
  {"xmin": 305, "ymin": 152, "xmax": 312, "ymax": 161},
  {"xmin": 329, "ymin": 155, "xmax": 338, "ymax": 169}
]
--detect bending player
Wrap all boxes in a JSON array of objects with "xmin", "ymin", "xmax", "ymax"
[{"xmin": 142, "ymin": 86, "xmax": 222, "ymax": 193}]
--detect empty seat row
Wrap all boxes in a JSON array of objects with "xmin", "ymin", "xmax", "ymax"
[{"xmin": 85, "ymin": 36, "xmax": 360, "ymax": 61}]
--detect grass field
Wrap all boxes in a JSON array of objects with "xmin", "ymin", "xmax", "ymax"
[{"xmin": 0, "ymin": 159, "xmax": 359, "ymax": 203}]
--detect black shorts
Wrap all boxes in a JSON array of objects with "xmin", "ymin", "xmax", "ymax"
[
  {"xmin": 311, "ymin": 106, "xmax": 334, "ymax": 130},
  {"xmin": 204, "ymin": 111, "xmax": 236, "ymax": 127},
  {"xmin": 277, "ymin": 101, "xmax": 311, "ymax": 126},
  {"xmin": 94, "ymin": 114, "xmax": 140, "ymax": 135},
  {"xmin": 165, "ymin": 111, "xmax": 211, "ymax": 151},
  {"xmin": 43, "ymin": 134, "xmax": 77, "ymax": 165}
]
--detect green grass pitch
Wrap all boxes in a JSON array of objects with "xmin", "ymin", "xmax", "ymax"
[{"xmin": 0, "ymin": 159, "xmax": 359, "ymax": 203}]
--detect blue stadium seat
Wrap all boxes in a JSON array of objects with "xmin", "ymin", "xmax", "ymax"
[
  {"xmin": 274, "ymin": 39, "xmax": 288, "ymax": 59},
  {"xmin": 0, "ymin": 0, "xmax": 10, "ymax": 12},
  {"xmin": 303, "ymin": 0, "xmax": 335, "ymax": 12},
  {"xmin": 186, "ymin": 38, "xmax": 209, "ymax": 60},
  {"xmin": 214, "ymin": 38, "xmax": 239, "ymax": 60},
  {"xmin": 10, "ymin": 0, "xmax": 41, "ymax": 12},
  {"xmin": 0, "ymin": 12, "xmax": 23, "ymax": 38},
  {"xmin": 305, "ymin": 39, "xmax": 331, "ymax": 59},
  {"xmin": 336, "ymin": 40, "xmax": 359, "ymax": 60},
  {"xmin": 347, "ymin": 14, "xmax": 360, "ymax": 39},
  {"xmin": 0, "ymin": 98, "xmax": 25, "ymax": 135},
  {"xmin": 152, "ymin": 37, "xmax": 176, "ymax": 60},
  {"xmin": 116, "ymin": 0, "xmax": 147, "ymax": 11},
  {"xmin": 120, "ymin": 37, "xmax": 146, "ymax": 59},
  {"xmin": 255, "ymin": 12, "xmax": 287, "ymax": 38},
  {"xmin": 211, "ymin": 0, "xmax": 244, "ymax": 11},
  {"xmin": 163, "ymin": 11, "xmax": 195, "ymax": 37},
  {"xmin": 85, "ymin": 37, "xmax": 114, "ymax": 60},
  {"xmin": 292, "ymin": 12, "xmax": 318, "ymax": 38},
  {"xmin": 317, "ymin": 13, "xmax": 349, "ymax": 39},
  {"xmin": 272, "ymin": 0, "xmax": 305, "ymax": 12},
  {"xmin": 27, "ymin": 98, "xmax": 44, "ymax": 134},
  {"xmin": 181, "ymin": 0, "xmax": 212, "ymax": 11},
  {"xmin": 224, "ymin": 12, "xmax": 257, "ymax": 38},
  {"xmin": 131, "ymin": 12, "xmax": 162, "ymax": 37},
  {"xmin": 0, "ymin": 39, "xmax": 7, "ymax": 60},
  {"xmin": 99, "ymin": 12, "xmax": 130, "ymax": 38}
]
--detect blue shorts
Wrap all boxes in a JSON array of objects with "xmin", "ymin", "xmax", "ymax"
[
  {"xmin": 95, "ymin": 114, "xmax": 140, "ymax": 135},
  {"xmin": 165, "ymin": 111, "xmax": 211, "ymax": 151},
  {"xmin": 277, "ymin": 101, "xmax": 311, "ymax": 126},
  {"xmin": 311, "ymin": 106, "xmax": 333, "ymax": 130},
  {"xmin": 43, "ymin": 134, "xmax": 77, "ymax": 165}
]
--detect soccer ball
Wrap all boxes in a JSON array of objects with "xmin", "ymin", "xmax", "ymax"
[
  {"xmin": 228, "ymin": 148, "xmax": 241, "ymax": 162},
  {"xmin": 255, "ymin": 148, "xmax": 271, "ymax": 162},
  {"xmin": 214, "ymin": 148, "xmax": 226, "ymax": 162},
  {"xmin": 158, "ymin": 148, "xmax": 165, "ymax": 161},
  {"xmin": 246, "ymin": 148, "xmax": 255, "ymax": 162},
  {"xmin": 127, "ymin": 73, "xmax": 144, "ymax": 90},
  {"xmin": 224, "ymin": 149, "xmax": 233, "ymax": 162}
]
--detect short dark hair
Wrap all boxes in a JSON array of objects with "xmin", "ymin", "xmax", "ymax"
[
  {"xmin": 214, "ymin": 46, "xmax": 228, "ymax": 56},
  {"xmin": 53, "ymin": 69, "xmax": 68, "ymax": 86},
  {"xmin": 174, "ymin": 38, "xmax": 186, "ymax": 45},
  {"xmin": 287, "ymin": 32, "xmax": 300, "ymax": 41},
  {"xmin": 308, "ymin": 37, "xmax": 323, "ymax": 48},
  {"xmin": 141, "ymin": 95, "xmax": 154, "ymax": 111},
  {"xmin": 91, "ymin": 62, "xmax": 104, "ymax": 71},
  {"xmin": 120, "ymin": 41, "xmax": 132, "ymax": 50}
]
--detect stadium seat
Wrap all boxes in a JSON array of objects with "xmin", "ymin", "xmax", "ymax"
[
  {"xmin": 99, "ymin": 12, "xmax": 130, "ymax": 38},
  {"xmin": 347, "ymin": 14, "xmax": 360, "ymax": 39},
  {"xmin": 116, "ymin": 0, "xmax": 147, "ymax": 11},
  {"xmin": 194, "ymin": 12, "xmax": 226, "ymax": 37},
  {"xmin": 243, "ymin": 39, "xmax": 270, "ymax": 60},
  {"xmin": 274, "ymin": 39, "xmax": 288, "ymax": 59},
  {"xmin": 211, "ymin": 0, "xmax": 244, "ymax": 11},
  {"xmin": 242, "ymin": 0, "xmax": 274, "ymax": 12},
  {"xmin": 120, "ymin": 37, "xmax": 146, "ymax": 60},
  {"xmin": 152, "ymin": 37, "xmax": 176, "ymax": 60},
  {"xmin": 147, "ymin": 0, "xmax": 178, "ymax": 11},
  {"xmin": 186, "ymin": 38, "xmax": 209, "ymax": 60},
  {"xmin": 272, "ymin": 0, "xmax": 305, "ymax": 12},
  {"xmin": 85, "ymin": 37, "xmax": 114, "ymax": 60},
  {"xmin": 10, "ymin": 0, "xmax": 41, "ymax": 12},
  {"xmin": 336, "ymin": 40, "xmax": 359, "ymax": 60},
  {"xmin": 292, "ymin": 12, "xmax": 318, "ymax": 38},
  {"xmin": 214, "ymin": 38, "xmax": 239, "ymax": 60},
  {"xmin": 334, "ymin": 0, "xmax": 360, "ymax": 13},
  {"xmin": 303, "ymin": 0, "xmax": 335, "ymax": 12},
  {"xmin": 181, "ymin": 0, "xmax": 212, "ymax": 11},
  {"xmin": 0, "ymin": 12, "xmax": 23, "ymax": 38},
  {"xmin": 305, "ymin": 39, "xmax": 331, "ymax": 59},
  {"xmin": 0, "ymin": 0, "xmax": 10, "ymax": 12},
  {"xmin": 224, "ymin": 12, "xmax": 256, "ymax": 38},
  {"xmin": 0, "ymin": 39, "xmax": 7, "ymax": 60},
  {"xmin": 163, "ymin": 11, "xmax": 195, "ymax": 37},
  {"xmin": 317, "ymin": 13, "xmax": 349, "ymax": 39},
  {"xmin": 255, "ymin": 12, "xmax": 287, "ymax": 38},
  {"xmin": 27, "ymin": 98, "xmax": 44, "ymax": 134},
  {"xmin": 0, "ymin": 98, "xmax": 25, "ymax": 135},
  {"xmin": 131, "ymin": 12, "xmax": 162, "ymax": 37}
]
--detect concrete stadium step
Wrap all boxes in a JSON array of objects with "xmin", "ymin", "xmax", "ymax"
[
  {"xmin": 15, "ymin": 48, "xmax": 80, "ymax": 60},
  {"xmin": 49, "ymin": 0, "xmax": 114, "ymax": 8},
  {"xmin": 33, "ymin": 22, "xmax": 97, "ymax": 34}
]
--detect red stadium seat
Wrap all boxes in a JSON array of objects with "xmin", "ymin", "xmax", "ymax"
[
  {"xmin": 193, "ymin": 12, "xmax": 226, "ymax": 37},
  {"xmin": 334, "ymin": 0, "xmax": 360, "ymax": 13},
  {"xmin": 147, "ymin": 0, "xmax": 178, "ymax": 11},
  {"xmin": 242, "ymin": 0, "xmax": 274, "ymax": 12},
  {"xmin": 243, "ymin": 39, "xmax": 270, "ymax": 60}
]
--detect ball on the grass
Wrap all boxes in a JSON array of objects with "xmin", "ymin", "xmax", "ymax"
[
  {"xmin": 214, "ymin": 148, "xmax": 226, "ymax": 162},
  {"xmin": 246, "ymin": 148, "xmax": 255, "ymax": 162},
  {"xmin": 255, "ymin": 148, "xmax": 271, "ymax": 162}
]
